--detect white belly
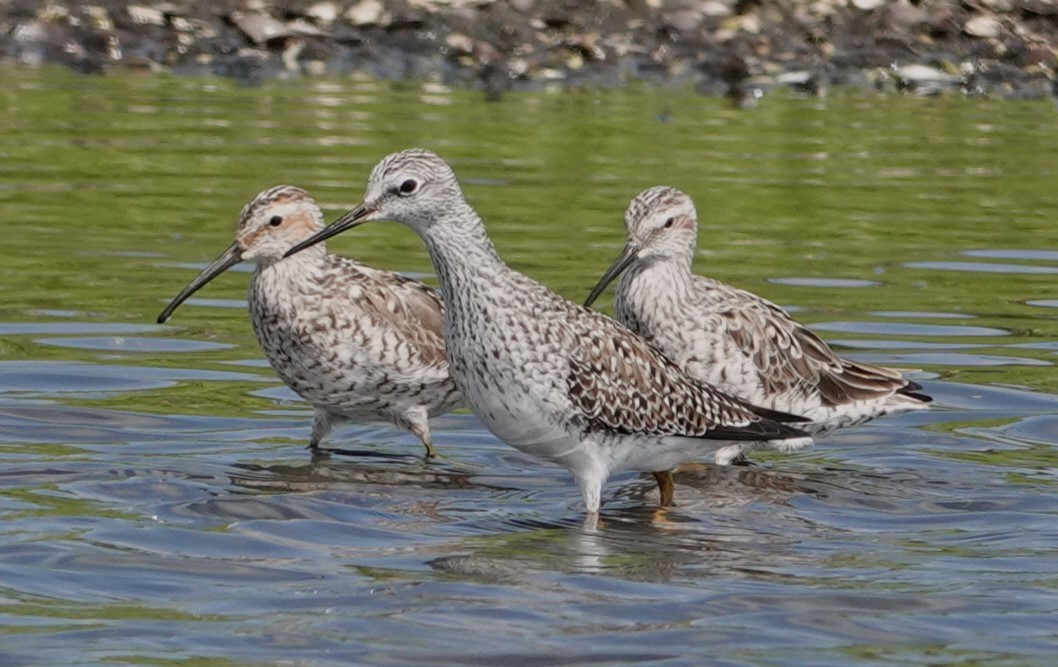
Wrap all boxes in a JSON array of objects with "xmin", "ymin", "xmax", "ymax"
[{"xmin": 463, "ymin": 379, "xmax": 586, "ymax": 463}]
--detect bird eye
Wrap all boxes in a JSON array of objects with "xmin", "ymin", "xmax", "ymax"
[
  {"xmin": 663, "ymin": 217, "xmax": 675, "ymax": 229},
  {"xmin": 269, "ymin": 215, "xmax": 283, "ymax": 227},
  {"xmin": 398, "ymin": 179, "xmax": 419, "ymax": 195}
]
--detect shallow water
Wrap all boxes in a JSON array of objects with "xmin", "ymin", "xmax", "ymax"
[{"xmin": 3, "ymin": 67, "xmax": 1058, "ymax": 665}]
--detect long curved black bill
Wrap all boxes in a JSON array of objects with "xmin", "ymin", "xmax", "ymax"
[
  {"xmin": 283, "ymin": 203, "xmax": 375, "ymax": 259},
  {"xmin": 157, "ymin": 242, "xmax": 243, "ymax": 324},
  {"xmin": 583, "ymin": 243, "xmax": 640, "ymax": 308}
]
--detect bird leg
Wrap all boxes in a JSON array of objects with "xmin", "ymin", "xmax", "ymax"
[
  {"xmin": 403, "ymin": 410, "xmax": 438, "ymax": 459},
  {"xmin": 308, "ymin": 409, "xmax": 337, "ymax": 450},
  {"xmin": 652, "ymin": 470, "xmax": 675, "ymax": 507},
  {"xmin": 417, "ymin": 431, "xmax": 438, "ymax": 459}
]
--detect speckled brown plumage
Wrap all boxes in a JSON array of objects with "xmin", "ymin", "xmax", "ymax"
[
  {"xmin": 564, "ymin": 307, "xmax": 800, "ymax": 442},
  {"xmin": 158, "ymin": 185, "xmax": 462, "ymax": 456},
  {"xmin": 585, "ymin": 186, "xmax": 931, "ymax": 446}
]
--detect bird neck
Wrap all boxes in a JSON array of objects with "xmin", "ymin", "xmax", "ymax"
[
  {"xmin": 256, "ymin": 241, "xmax": 327, "ymax": 269},
  {"xmin": 667, "ymin": 245, "xmax": 696, "ymax": 274},
  {"xmin": 621, "ymin": 253, "xmax": 696, "ymax": 304},
  {"xmin": 416, "ymin": 206, "xmax": 508, "ymax": 305},
  {"xmin": 254, "ymin": 243, "xmax": 327, "ymax": 292}
]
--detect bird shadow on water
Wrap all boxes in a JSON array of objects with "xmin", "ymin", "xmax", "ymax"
[
  {"xmin": 227, "ymin": 449, "xmax": 511, "ymax": 495},
  {"xmin": 527, "ymin": 459, "xmax": 966, "ymax": 578},
  {"xmin": 420, "ymin": 463, "xmax": 868, "ymax": 583},
  {"xmin": 218, "ymin": 443, "xmax": 553, "ymax": 526},
  {"xmin": 224, "ymin": 444, "xmax": 926, "ymax": 521}
]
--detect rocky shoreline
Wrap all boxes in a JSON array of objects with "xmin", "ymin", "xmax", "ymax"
[{"xmin": 3, "ymin": 1, "xmax": 1056, "ymax": 101}]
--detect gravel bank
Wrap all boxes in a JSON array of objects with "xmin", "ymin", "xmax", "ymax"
[{"xmin": 2, "ymin": 1, "xmax": 1056, "ymax": 101}]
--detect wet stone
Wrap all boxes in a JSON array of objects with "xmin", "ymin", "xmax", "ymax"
[{"xmin": 964, "ymin": 14, "xmax": 1002, "ymax": 38}]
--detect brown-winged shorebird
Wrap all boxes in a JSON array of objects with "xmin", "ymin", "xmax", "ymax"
[
  {"xmin": 157, "ymin": 185, "xmax": 461, "ymax": 457},
  {"xmin": 584, "ymin": 186, "xmax": 931, "ymax": 445},
  {"xmin": 283, "ymin": 150, "xmax": 812, "ymax": 514}
]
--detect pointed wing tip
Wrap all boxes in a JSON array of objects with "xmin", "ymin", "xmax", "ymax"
[
  {"xmin": 775, "ymin": 421, "xmax": 811, "ymax": 440},
  {"xmin": 750, "ymin": 404, "xmax": 813, "ymax": 424},
  {"xmin": 906, "ymin": 392, "xmax": 933, "ymax": 404},
  {"xmin": 898, "ymin": 380, "xmax": 933, "ymax": 404},
  {"xmin": 706, "ymin": 416, "xmax": 811, "ymax": 443}
]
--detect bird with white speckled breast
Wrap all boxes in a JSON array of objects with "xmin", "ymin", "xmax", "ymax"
[
  {"xmin": 283, "ymin": 150, "xmax": 812, "ymax": 514},
  {"xmin": 157, "ymin": 185, "xmax": 462, "ymax": 457},
  {"xmin": 584, "ymin": 186, "xmax": 931, "ymax": 450}
]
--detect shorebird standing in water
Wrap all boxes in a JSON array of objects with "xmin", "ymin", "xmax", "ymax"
[
  {"xmin": 584, "ymin": 186, "xmax": 931, "ymax": 444},
  {"xmin": 158, "ymin": 185, "xmax": 461, "ymax": 457},
  {"xmin": 284, "ymin": 150, "xmax": 811, "ymax": 514}
]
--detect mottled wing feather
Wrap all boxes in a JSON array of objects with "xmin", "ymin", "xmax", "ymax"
[
  {"xmin": 321, "ymin": 256, "xmax": 448, "ymax": 368},
  {"xmin": 564, "ymin": 308, "xmax": 803, "ymax": 442},
  {"xmin": 365, "ymin": 271, "xmax": 448, "ymax": 365},
  {"xmin": 713, "ymin": 286, "xmax": 914, "ymax": 407}
]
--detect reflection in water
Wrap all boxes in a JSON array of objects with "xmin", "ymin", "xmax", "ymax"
[
  {"xmin": 869, "ymin": 310, "xmax": 974, "ymax": 319},
  {"xmin": 964, "ymin": 249, "xmax": 1058, "ymax": 261},
  {"xmin": 229, "ymin": 455, "xmax": 491, "ymax": 496},
  {"xmin": 810, "ymin": 322, "xmax": 1009, "ymax": 337},
  {"xmin": 854, "ymin": 352, "xmax": 1050, "ymax": 367},
  {"xmin": 426, "ymin": 472, "xmax": 815, "ymax": 582},
  {"xmin": 0, "ymin": 322, "xmax": 162, "ymax": 335},
  {"xmin": 769, "ymin": 277, "xmax": 880, "ymax": 288},
  {"xmin": 34, "ymin": 336, "xmax": 236, "ymax": 353},
  {"xmin": 2, "ymin": 69, "xmax": 1058, "ymax": 665},
  {"xmin": 905, "ymin": 260, "xmax": 1058, "ymax": 274}
]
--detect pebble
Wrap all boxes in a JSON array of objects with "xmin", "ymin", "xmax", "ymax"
[
  {"xmin": 306, "ymin": 2, "xmax": 340, "ymax": 26},
  {"xmin": 346, "ymin": 0, "xmax": 386, "ymax": 27},
  {"xmin": 231, "ymin": 11, "xmax": 293, "ymax": 44},
  {"xmin": 965, "ymin": 14, "xmax": 1002, "ymax": 39},
  {"xmin": 702, "ymin": 1, "xmax": 735, "ymax": 17},
  {"xmin": 445, "ymin": 32, "xmax": 474, "ymax": 54},
  {"xmin": 127, "ymin": 5, "xmax": 165, "ymax": 26}
]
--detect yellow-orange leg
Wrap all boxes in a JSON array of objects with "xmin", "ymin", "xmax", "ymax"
[{"xmin": 652, "ymin": 470, "xmax": 675, "ymax": 507}]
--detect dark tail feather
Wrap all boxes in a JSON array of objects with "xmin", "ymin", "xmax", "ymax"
[
  {"xmin": 750, "ymin": 403, "xmax": 812, "ymax": 424},
  {"xmin": 898, "ymin": 380, "xmax": 933, "ymax": 403},
  {"xmin": 707, "ymin": 418, "xmax": 809, "ymax": 442}
]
